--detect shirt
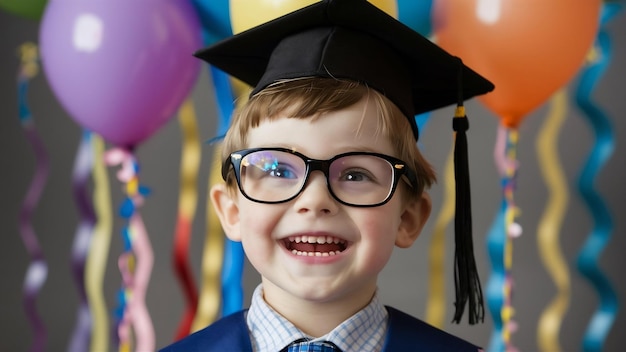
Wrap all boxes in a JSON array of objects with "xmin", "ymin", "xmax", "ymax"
[{"xmin": 246, "ymin": 284, "xmax": 389, "ymax": 352}]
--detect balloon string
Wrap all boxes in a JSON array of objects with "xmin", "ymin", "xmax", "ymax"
[
  {"xmin": 425, "ymin": 140, "xmax": 454, "ymax": 328},
  {"xmin": 105, "ymin": 149, "xmax": 155, "ymax": 351},
  {"xmin": 17, "ymin": 42, "xmax": 48, "ymax": 352},
  {"xmin": 192, "ymin": 146, "xmax": 224, "ymax": 331},
  {"xmin": 85, "ymin": 134, "xmax": 112, "ymax": 352},
  {"xmin": 487, "ymin": 125, "xmax": 520, "ymax": 352},
  {"xmin": 68, "ymin": 131, "xmax": 96, "ymax": 352},
  {"xmin": 173, "ymin": 97, "xmax": 201, "ymax": 340},
  {"xmin": 535, "ymin": 90, "xmax": 571, "ymax": 352},
  {"xmin": 574, "ymin": 4, "xmax": 621, "ymax": 351}
]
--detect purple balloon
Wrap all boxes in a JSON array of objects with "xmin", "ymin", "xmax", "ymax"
[{"xmin": 40, "ymin": 0, "xmax": 202, "ymax": 148}]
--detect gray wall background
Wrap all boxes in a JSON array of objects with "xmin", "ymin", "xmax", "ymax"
[{"xmin": 1, "ymin": 7, "xmax": 625, "ymax": 352}]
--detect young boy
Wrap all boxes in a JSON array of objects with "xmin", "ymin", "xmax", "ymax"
[{"xmin": 162, "ymin": 0, "xmax": 493, "ymax": 351}]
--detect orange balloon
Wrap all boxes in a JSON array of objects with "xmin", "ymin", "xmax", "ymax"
[{"xmin": 434, "ymin": 0, "xmax": 600, "ymax": 127}]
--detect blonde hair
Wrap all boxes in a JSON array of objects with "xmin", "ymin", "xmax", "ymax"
[{"xmin": 220, "ymin": 77, "xmax": 436, "ymax": 201}]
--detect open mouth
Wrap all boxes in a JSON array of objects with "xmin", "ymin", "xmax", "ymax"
[{"xmin": 282, "ymin": 235, "xmax": 348, "ymax": 257}]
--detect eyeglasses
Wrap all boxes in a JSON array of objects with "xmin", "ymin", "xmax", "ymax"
[{"xmin": 222, "ymin": 148, "xmax": 417, "ymax": 207}]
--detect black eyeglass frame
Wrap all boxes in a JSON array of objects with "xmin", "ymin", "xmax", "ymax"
[{"xmin": 222, "ymin": 147, "xmax": 418, "ymax": 207}]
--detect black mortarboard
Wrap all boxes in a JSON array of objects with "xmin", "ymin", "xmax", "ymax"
[{"xmin": 195, "ymin": 0, "xmax": 493, "ymax": 324}]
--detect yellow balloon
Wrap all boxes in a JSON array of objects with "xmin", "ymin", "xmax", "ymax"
[
  {"xmin": 231, "ymin": 0, "xmax": 314, "ymax": 33},
  {"xmin": 371, "ymin": 0, "xmax": 397, "ymax": 18},
  {"xmin": 230, "ymin": 0, "xmax": 397, "ymax": 34},
  {"xmin": 228, "ymin": 0, "xmax": 397, "ymax": 97}
]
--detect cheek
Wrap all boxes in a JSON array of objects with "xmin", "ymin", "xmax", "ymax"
[
  {"xmin": 237, "ymin": 202, "xmax": 282, "ymax": 253},
  {"xmin": 239, "ymin": 213, "xmax": 274, "ymax": 270},
  {"xmin": 237, "ymin": 197, "xmax": 278, "ymax": 229},
  {"xmin": 355, "ymin": 209, "xmax": 401, "ymax": 268},
  {"xmin": 359, "ymin": 205, "xmax": 402, "ymax": 239}
]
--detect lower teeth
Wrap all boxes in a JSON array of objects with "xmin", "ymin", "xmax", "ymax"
[{"xmin": 291, "ymin": 250, "xmax": 338, "ymax": 257}]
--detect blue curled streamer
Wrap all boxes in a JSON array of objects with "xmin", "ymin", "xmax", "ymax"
[
  {"xmin": 397, "ymin": 0, "xmax": 433, "ymax": 37},
  {"xmin": 486, "ymin": 202, "xmax": 506, "ymax": 352},
  {"xmin": 573, "ymin": 3, "xmax": 622, "ymax": 351},
  {"xmin": 191, "ymin": 0, "xmax": 232, "ymax": 47},
  {"xmin": 68, "ymin": 131, "xmax": 96, "ymax": 352},
  {"xmin": 210, "ymin": 65, "xmax": 234, "ymax": 137},
  {"xmin": 222, "ymin": 239, "xmax": 245, "ymax": 316},
  {"xmin": 415, "ymin": 112, "xmax": 430, "ymax": 136},
  {"xmin": 210, "ymin": 65, "xmax": 246, "ymax": 316}
]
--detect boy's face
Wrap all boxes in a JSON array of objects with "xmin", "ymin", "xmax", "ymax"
[{"xmin": 212, "ymin": 97, "xmax": 431, "ymax": 310}]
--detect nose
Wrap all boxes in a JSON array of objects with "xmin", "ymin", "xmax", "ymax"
[{"xmin": 293, "ymin": 171, "xmax": 338, "ymax": 215}]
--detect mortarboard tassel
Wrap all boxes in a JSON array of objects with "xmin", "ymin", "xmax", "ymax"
[{"xmin": 452, "ymin": 62, "xmax": 484, "ymax": 325}]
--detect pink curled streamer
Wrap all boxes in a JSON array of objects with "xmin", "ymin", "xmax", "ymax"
[
  {"xmin": 127, "ymin": 215, "xmax": 155, "ymax": 351},
  {"xmin": 104, "ymin": 148, "xmax": 155, "ymax": 351}
]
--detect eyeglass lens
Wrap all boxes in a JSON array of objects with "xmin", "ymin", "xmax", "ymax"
[{"xmin": 238, "ymin": 150, "xmax": 396, "ymax": 205}]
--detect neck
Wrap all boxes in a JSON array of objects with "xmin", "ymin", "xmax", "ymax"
[{"xmin": 261, "ymin": 280, "xmax": 377, "ymax": 337}]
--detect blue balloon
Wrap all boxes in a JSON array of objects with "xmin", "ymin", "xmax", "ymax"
[
  {"xmin": 191, "ymin": 0, "xmax": 232, "ymax": 45},
  {"xmin": 397, "ymin": 0, "xmax": 433, "ymax": 37}
]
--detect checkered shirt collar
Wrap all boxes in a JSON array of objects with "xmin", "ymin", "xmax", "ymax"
[{"xmin": 246, "ymin": 284, "xmax": 389, "ymax": 352}]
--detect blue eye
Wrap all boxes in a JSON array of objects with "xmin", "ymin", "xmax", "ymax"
[
  {"xmin": 243, "ymin": 151, "xmax": 304, "ymax": 182},
  {"xmin": 266, "ymin": 164, "xmax": 297, "ymax": 179}
]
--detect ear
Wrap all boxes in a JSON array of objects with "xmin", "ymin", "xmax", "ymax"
[
  {"xmin": 210, "ymin": 183, "xmax": 241, "ymax": 242},
  {"xmin": 395, "ymin": 192, "xmax": 432, "ymax": 248}
]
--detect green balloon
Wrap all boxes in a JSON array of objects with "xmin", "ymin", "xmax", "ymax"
[{"xmin": 0, "ymin": 0, "xmax": 47, "ymax": 21}]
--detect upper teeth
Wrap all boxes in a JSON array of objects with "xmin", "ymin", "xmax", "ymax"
[{"xmin": 288, "ymin": 235, "xmax": 344, "ymax": 244}]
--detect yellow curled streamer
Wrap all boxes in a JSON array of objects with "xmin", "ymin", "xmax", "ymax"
[
  {"xmin": 178, "ymin": 98, "xmax": 200, "ymax": 221},
  {"xmin": 85, "ymin": 134, "xmax": 112, "ymax": 352},
  {"xmin": 191, "ymin": 145, "xmax": 225, "ymax": 332},
  {"xmin": 536, "ymin": 89, "xmax": 570, "ymax": 352},
  {"xmin": 425, "ymin": 142, "xmax": 455, "ymax": 328}
]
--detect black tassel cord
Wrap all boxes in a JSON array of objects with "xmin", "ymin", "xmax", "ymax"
[{"xmin": 452, "ymin": 106, "xmax": 484, "ymax": 325}]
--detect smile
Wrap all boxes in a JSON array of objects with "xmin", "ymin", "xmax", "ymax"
[{"xmin": 283, "ymin": 235, "xmax": 348, "ymax": 257}]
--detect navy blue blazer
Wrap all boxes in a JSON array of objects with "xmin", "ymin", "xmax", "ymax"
[{"xmin": 160, "ymin": 306, "xmax": 479, "ymax": 351}]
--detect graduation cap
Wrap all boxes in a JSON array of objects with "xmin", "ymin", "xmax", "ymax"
[{"xmin": 195, "ymin": 0, "xmax": 494, "ymax": 325}]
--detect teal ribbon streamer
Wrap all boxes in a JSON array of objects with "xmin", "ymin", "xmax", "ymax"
[
  {"xmin": 573, "ymin": 4, "xmax": 622, "ymax": 351},
  {"xmin": 486, "ymin": 199, "xmax": 506, "ymax": 352}
]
